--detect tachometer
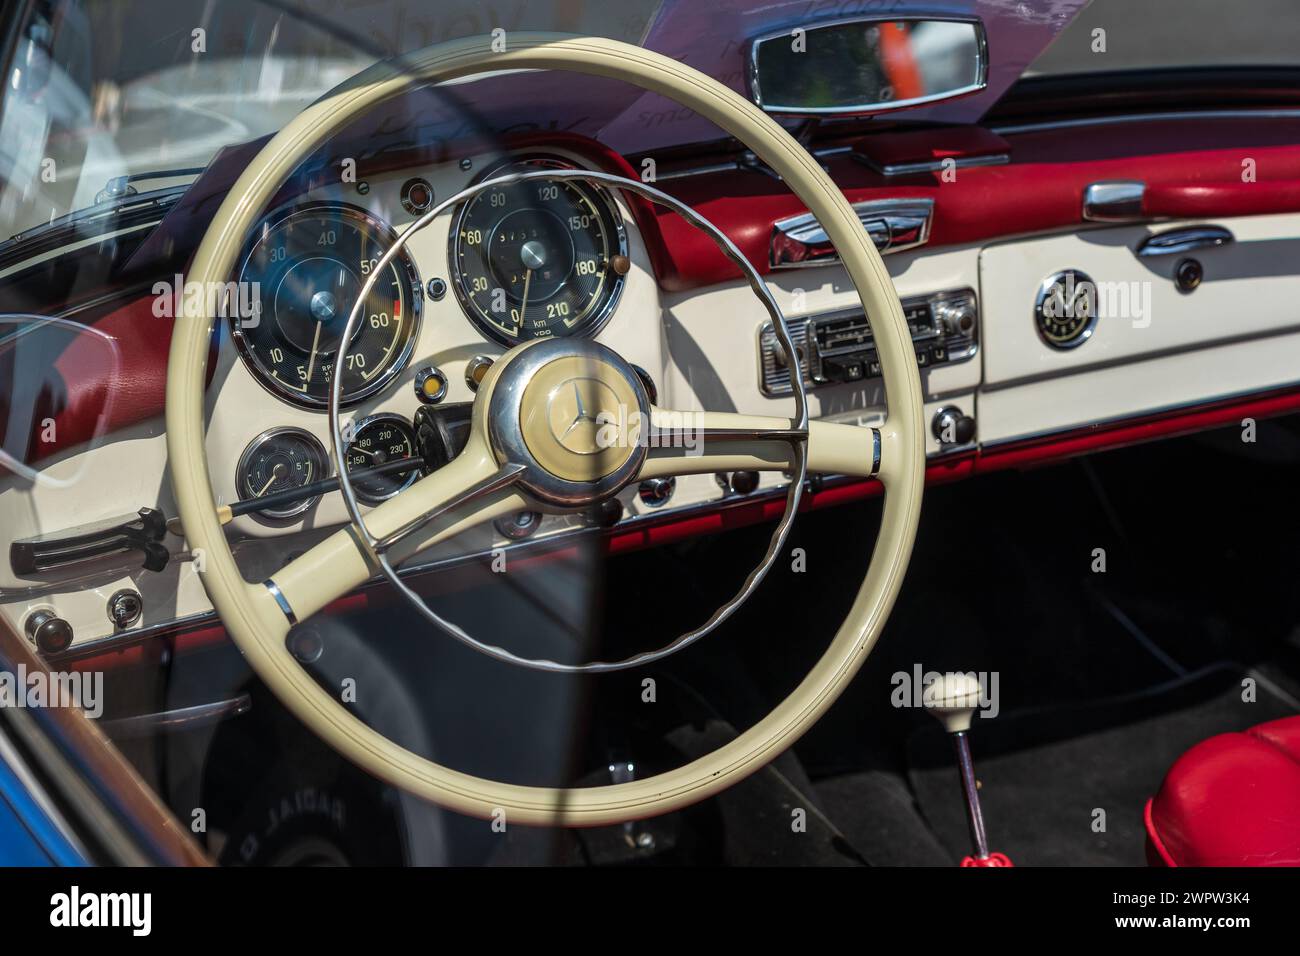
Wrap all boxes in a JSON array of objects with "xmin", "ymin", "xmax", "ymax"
[
  {"xmin": 450, "ymin": 159, "xmax": 628, "ymax": 345},
  {"xmin": 233, "ymin": 203, "xmax": 421, "ymax": 408}
]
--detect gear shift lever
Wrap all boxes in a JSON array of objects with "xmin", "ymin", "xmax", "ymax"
[{"xmin": 923, "ymin": 673, "xmax": 1012, "ymax": 867}]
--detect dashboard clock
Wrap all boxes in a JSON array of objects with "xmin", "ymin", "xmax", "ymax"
[
  {"xmin": 233, "ymin": 202, "xmax": 422, "ymax": 408},
  {"xmin": 1034, "ymin": 269, "xmax": 1098, "ymax": 349},
  {"xmin": 450, "ymin": 157, "xmax": 628, "ymax": 346}
]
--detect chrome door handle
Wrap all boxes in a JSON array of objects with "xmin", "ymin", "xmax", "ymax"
[{"xmin": 1136, "ymin": 225, "xmax": 1234, "ymax": 257}]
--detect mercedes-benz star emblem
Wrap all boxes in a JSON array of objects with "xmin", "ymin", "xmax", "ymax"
[{"xmin": 547, "ymin": 378, "xmax": 618, "ymax": 456}]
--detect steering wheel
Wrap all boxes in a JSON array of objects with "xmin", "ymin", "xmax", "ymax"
[{"xmin": 167, "ymin": 34, "xmax": 924, "ymax": 826}]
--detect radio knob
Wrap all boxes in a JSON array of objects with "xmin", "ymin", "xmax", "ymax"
[
  {"xmin": 932, "ymin": 406, "xmax": 976, "ymax": 446},
  {"xmin": 944, "ymin": 304, "xmax": 977, "ymax": 336}
]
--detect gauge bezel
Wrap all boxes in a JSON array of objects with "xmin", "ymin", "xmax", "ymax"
[
  {"xmin": 344, "ymin": 412, "xmax": 422, "ymax": 505},
  {"xmin": 230, "ymin": 201, "xmax": 424, "ymax": 410},
  {"xmin": 235, "ymin": 426, "xmax": 330, "ymax": 521},
  {"xmin": 449, "ymin": 156, "xmax": 629, "ymax": 347}
]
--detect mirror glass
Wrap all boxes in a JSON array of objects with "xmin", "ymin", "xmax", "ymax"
[{"xmin": 750, "ymin": 18, "xmax": 987, "ymax": 115}]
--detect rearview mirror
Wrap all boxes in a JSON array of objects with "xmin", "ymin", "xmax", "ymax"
[{"xmin": 748, "ymin": 17, "xmax": 988, "ymax": 116}]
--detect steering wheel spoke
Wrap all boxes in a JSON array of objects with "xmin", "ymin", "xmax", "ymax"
[
  {"xmin": 254, "ymin": 447, "xmax": 529, "ymax": 631},
  {"xmin": 640, "ymin": 406, "xmax": 881, "ymax": 481}
]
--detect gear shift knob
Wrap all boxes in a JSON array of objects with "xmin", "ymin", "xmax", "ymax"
[
  {"xmin": 923, "ymin": 671, "xmax": 1012, "ymax": 867},
  {"xmin": 922, "ymin": 672, "xmax": 983, "ymax": 733}
]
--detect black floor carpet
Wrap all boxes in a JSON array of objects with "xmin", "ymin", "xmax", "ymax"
[{"xmin": 905, "ymin": 665, "xmax": 1298, "ymax": 866}]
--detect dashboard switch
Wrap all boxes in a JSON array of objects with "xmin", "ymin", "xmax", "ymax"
[
  {"xmin": 638, "ymin": 477, "xmax": 675, "ymax": 507},
  {"xmin": 107, "ymin": 589, "xmax": 143, "ymax": 629},
  {"xmin": 465, "ymin": 355, "xmax": 494, "ymax": 391},
  {"xmin": 414, "ymin": 365, "xmax": 448, "ymax": 404}
]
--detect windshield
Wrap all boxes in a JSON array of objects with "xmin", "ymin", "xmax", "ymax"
[
  {"xmin": 1027, "ymin": 0, "xmax": 1300, "ymax": 76},
  {"xmin": 0, "ymin": 0, "xmax": 659, "ymax": 240}
]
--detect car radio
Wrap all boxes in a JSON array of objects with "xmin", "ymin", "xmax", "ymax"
[{"xmin": 758, "ymin": 288, "xmax": 978, "ymax": 396}]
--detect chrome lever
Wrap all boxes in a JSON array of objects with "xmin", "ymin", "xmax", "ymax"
[{"xmin": 1136, "ymin": 225, "xmax": 1234, "ymax": 257}]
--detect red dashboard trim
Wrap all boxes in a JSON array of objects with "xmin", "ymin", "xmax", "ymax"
[{"xmin": 652, "ymin": 116, "xmax": 1300, "ymax": 291}]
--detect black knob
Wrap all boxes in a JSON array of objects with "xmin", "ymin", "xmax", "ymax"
[
  {"xmin": 25, "ymin": 610, "xmax": 72, "ymax": 654},
  {"xmin": 729, "ymin": 470, "xmax": 761, "ymax": 495},
  {"xmin": 932, "ymin": 407, "xmax": 976, "ymax": 446},
  {"xmin": 598, "ymin": 497, "xmax": 624, "ymax": 527}
]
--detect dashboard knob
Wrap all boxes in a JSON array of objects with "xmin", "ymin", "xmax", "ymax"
[
  {"xmin": 729, "ymin": 470, "xmax": 761, "ymax": 495},
  {"xmin": 638, "ymin": 477, "xmax": 675, "ymax": 507},
  {"xmin": 107, "ymin": 589, "xmax": 143, "ymax": 629},
  {"xmin": 932, "ymin": 406, "xmax": 976, "ymax": 446},
  {"xmin": 947, "ymin": 304, "xmax": 977, "ymax": 335},
  {"xmin": 24, "ymin": 610, "xmax": 73, "ymax": 654},
  {"xmin": 598, "ymin": 497, "xmax": 625, "ymax": 527}
]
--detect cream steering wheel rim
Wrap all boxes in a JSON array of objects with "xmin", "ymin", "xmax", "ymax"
[{"xmin": 166, "ymin": 34, "xmax": 925, "ymax": 826}]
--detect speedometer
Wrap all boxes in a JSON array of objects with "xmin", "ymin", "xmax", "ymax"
[
  {"xmin": 450, "ymin": 159, "xmax": 628, "ymax": 345},
  {"xmin": 233, "ymin": 203, "xmax": 421, "ymax": 408}
]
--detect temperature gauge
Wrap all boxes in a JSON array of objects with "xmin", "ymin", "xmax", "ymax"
[
  {"xmin": 235, "ymin": 428, "xmax": 329, "ymax": 520},
  {"xmin": 344, "ymin": 414, "xmax": 421, "ymax": 504}
]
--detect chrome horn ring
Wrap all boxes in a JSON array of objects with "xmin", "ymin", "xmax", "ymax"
[{"xmin": 329, "ymin": 168, "xmax": 810, "ymax": 673}]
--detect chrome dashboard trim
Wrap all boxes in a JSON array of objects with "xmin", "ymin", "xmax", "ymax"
[
  {"xmin": 855, "ymin": 152, "xmax": 1009, "ymax": 178},
  {"xmin": 101, "ymin": 694, "xmax": 252, "ymax": 739},
  {"xmin": 771, "ymin": 197, "xmax": 933, "ymax": 268},
  {"xmin": 990, "ymin": 108, "xmax": 1300, "ymax": 137},
  {"xmin": 263, "ymin": 579, "xmax": 298, "ymax": 626},
  {"xmin": 1082, "ymin": 181, "xmax": 1146, "ymax": 222},
  {"xmin": 1136, "ymin": 225, "xmax": 1235, "ymax": 257}
]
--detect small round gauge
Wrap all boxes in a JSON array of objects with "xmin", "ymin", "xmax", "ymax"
[
  {"xmin": 450, "ymin": 158, "xmax": 628, "ymax": 346},
  {"xmin": 344, "ymin": 414, "xmax": 421, "ymax": 505},
  {"xmin": 1035, "ymin": 269, "xmax": 1098, "ymax": 349},
  {"xmin": 233, "ymin": 202, "xmax": 422, "ymax": 408},
  {"xmin": 235, "ymin": 428, "xmax": 329, "ymax": 520}
]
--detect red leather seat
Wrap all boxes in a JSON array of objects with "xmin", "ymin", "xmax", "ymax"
[{"xmin": 1145, "ymin": 716, "xmax": 1300, "ymax": 866}]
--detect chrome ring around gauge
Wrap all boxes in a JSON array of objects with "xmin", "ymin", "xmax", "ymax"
[
  {"xmin": 1034, "ymin": 268, "xmax": 1098, "ymax": 349},
  {"xmin": 450, "ymin": 157, "xmax": 628, "ymax": 346},
  {"xmin": 344, "ymin": 413, "xmax": 422, "ymax": 504},
  {"xmin": 232, "ymin": 202, "xmax": 422, "ymax": 408},
  {"xmin": 235, "ymin": 427, "xmax": 329, "ymax": 520}
]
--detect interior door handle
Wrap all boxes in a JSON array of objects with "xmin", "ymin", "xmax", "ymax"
[{"xmin": 1136, "ymin": 225, "xmax": 1234, "ymax": 258}]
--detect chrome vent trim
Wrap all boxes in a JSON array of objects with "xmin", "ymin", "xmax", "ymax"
[{"xmin": 770, "ymin": 198, "xmax": 934, "ymax": 269}]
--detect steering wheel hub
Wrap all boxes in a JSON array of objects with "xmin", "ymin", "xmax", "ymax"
[{"xmin": 488, "ymin": 338, "xmax": 649, "ymax": 506}]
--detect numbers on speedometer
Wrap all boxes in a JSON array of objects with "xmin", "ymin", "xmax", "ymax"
[
  {"xmin": 232, "ymin": 203, "xmax": 422, "ymax": 408},
  {"xmin": 450, "ymin": 159, "xmax": 628, "ymax": 346}
]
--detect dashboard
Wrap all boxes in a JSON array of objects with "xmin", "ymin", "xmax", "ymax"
[{"xmin": 4, "ymin": 113, "xmax": 1300, "ymax": 661}]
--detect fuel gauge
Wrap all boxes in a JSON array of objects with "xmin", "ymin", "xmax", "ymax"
[{"xmin": 235, "ymin": 427, "xmax": 329, "ymax": 520}]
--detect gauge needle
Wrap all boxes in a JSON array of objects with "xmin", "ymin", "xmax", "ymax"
[
  {"xmin": 518, "ymin": 268, "xmax": 533, "ymax": 327},
  {"xmin": 305, "ymin": 317, "xmax": 323, "ymax": 383},
  {"xmin": 254, "ymin": 463, "xmax": 288, "ymax": 497}
]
